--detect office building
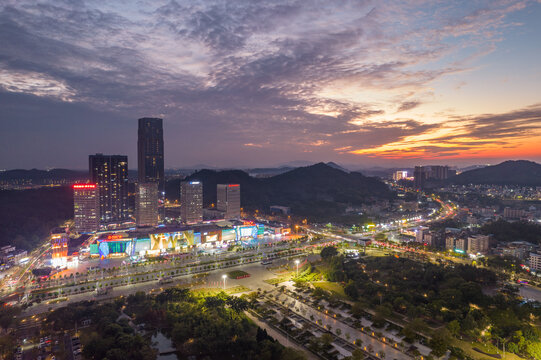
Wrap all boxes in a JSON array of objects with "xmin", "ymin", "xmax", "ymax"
[
  {"xmin": 136, "ymin": 182, "xmax": 159, "ymax": 227},
  {"xmin": 217, "ymin": 184, "xmax": 241, "ymax": 219},
  {"xmin": 467, "ymin": 234, "xmax": 490, "ymax": 254},
  {"xmin": 89, "ymin": 154, "xmax": 129, "ymax": 223},
  {"xmin": 180, "ymin": 181, "xmax": 203, "ymax": 224},
  {"xmin": 138, "ymin": 118, "xmax": 164, "ymax": 192},
  {"xmin": 73, "ymin": 184, "xmax": 99, "ymax": 233}
]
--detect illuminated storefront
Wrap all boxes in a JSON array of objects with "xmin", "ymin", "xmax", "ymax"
[{"xmin": 149, "ymin": 230, "xmax": 195, "ymax": 253}]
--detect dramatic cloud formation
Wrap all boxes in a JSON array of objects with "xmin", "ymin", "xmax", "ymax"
[{"xmin": 0, "ymin": 0, "xmax": 540, "ymax": 168}]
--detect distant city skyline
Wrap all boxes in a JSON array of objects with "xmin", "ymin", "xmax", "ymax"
[{"xmin": 1, "ymin": 1, "xmax": 540, "ymax": 169}]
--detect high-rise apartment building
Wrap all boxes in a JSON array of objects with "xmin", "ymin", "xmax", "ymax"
[
  {"xmin": 73, "ymin": 184, "xmax": 99, "ymax": 233},
  {"xmin": 136, "ymin": 182, "xmax": 159, "ymax": 227},
  {"xmin": 413, "ymin": 165, "xmax": 450, "ymax": 189},
  {"xmin": 217, "ymin": 184, "xmax": 241, "ymax": 219},
  {"xmin": 467, "ymin": 234, "xmax": 490, "ymax": 254},
  {"xmin": 180, "ymin": 181, "xmax": 203, "ymax": 224},
  {"xmin": 137, "ymin": 118, "xmax": 164, "ymax": 192},
  {"xmin": 89, "ymin": 154, "xmax": 129, "ymax": 223}
]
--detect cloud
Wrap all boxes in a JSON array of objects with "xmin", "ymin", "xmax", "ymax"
[
  {"xmin": 397, "ymin": 101, "xmax": 421, "ymax": 112},
  {"xmin": 0, "ymin": 0, "xmax": 537, "ymax": 168},
  {"xmin": 349, "ymin": 104, "xmax": 541, "ymax": 159}
]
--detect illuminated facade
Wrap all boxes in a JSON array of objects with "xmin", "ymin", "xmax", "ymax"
[
  {"xmin": 180, "ymin": 181, "xmax": 203, "ymax": 224},
  {"xmin": 73, "ymin": 184, "xmax": 99, "ymax": 233},
  {"xmin": 90, "ymin": 223, "xmax": 269, "ymax": 258},
  {"xmin": 51, "ymin": 234, "xmax": 68, "ymax": 267},
  {"xmin": 392, "ymin": 171, "xmax": 410, "ymax": 181},
  {"xmin": 89, "ymin": 154, "xmax": 129, "ymax": 223},
  {"xmin": 137, "ymin": 118, "xmax": 164, "ymax": 192},
  {"xmin": 136, "ymin": 182, "xmax": 158, "ymax": 227},
  {"xmin": 217, "ymin": 184, "xmax": 241, "ymax": 219}
]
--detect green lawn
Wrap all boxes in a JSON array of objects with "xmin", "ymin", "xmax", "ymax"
[
  {"xmin": 312, "ymin": 281, "xmax": 348, "ymax": 299},
  {"xmin": 190, "ymin": 285, "xmax": 251, "ymax": 296},
  {"xmin": 451, "ymin": 338, "xmax": 523, "ymax": 360}
]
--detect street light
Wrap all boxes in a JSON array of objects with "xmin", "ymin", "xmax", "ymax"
[
  {"xmin": 222, "ymin": 274, "xmax": 227, "ymax": 290},
  {"xmin": 295, "ymin": 259, "xmax": 300, "ymax": 277}
]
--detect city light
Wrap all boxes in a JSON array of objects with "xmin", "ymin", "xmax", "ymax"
[{"xmin": 222, "ymin": 274, "xmax": 227, "ymax": 290}]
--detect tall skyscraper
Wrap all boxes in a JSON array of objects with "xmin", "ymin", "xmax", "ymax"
[
  {"xmin": 138, "ymin": 118, "xmax": 164, "ymax": 192},
  {"xmin": 73, "ymin": 184, "xmax": 99, "ymax": 233},
  {"xmin": 217, "ymin": 184, "xmax": 241, "ymax": 219},
  {"xmin": 89, "ymin": 154, "xmax": 129, "ymax": 223},
  {"xmin": 136, "ymin": 182, "xmax": 159, "ymax": 227},
  {"xmin": 180, "ymin": 181, "xmax": 203, "ymax": 224}
]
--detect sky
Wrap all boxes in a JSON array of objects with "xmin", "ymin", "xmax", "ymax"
[{"xmin": 1, "ymin": 0, "xmax": 541, "ymax": 170}]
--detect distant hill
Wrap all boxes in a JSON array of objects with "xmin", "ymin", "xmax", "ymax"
[
  {"xmin": 166, "ymin": 162, "xmax": 393, "ymax": 220},
  {"xmin": 0, "ymin": 168, "xmax": 88, "ymax": 184},
  {"xmin": 449, "ymin": 160, "xmax": 541, "ymax": 186}
]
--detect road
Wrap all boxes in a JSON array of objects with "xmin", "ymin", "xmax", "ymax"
[{"xmin": 519, "ymin": 284, "xmax": 541, "ymax": 302}]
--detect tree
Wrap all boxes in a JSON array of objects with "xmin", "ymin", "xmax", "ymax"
[
  {"xmin": 526, "ymin": 342, "xmax": 541, "ymax": 359},
  {"xmin": 344, "ymin": 281, "xmax": 359, "ymax": 299},
  {"xmin": 429, "ymin": 329, "xmax": 450, "ymax": 357},
  {"xmin": 446, "ymin": 320, "xmax": 460, "ymax": 337},
  {"xmin": 350, "ymin": 348, "xmax": 365, "ymax": 360},
  {"xmin": 320, "ymin": 333, "xmax": 334, "ymax": 348},
  {"xmin": 320, "ymin": 246, "xmax": 338, "ymax": 260}
]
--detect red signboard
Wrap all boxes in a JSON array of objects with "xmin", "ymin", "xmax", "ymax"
[{"xmin": 73, "ymin": 184, "xmax": 96, "ymax": 189}]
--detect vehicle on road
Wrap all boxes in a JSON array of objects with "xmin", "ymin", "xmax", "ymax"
[
  {"xmin": 158, "ymin": 276, "xmax": 173, "ymax": 285},
  {"xmin": 95, "ymin": 286, "xmax": 112, "ymax": 296}
]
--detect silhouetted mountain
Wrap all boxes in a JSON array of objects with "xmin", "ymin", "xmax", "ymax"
[
  {"xmin": 449, "ymin": 160, "xmax": 541, "ymax": 186},
  {"xmin": 166, "ymin": 162, "xmax": 393, "ymax": 219},
  {"xmin": 325, "ymin": 162, "xmax": 349, "ymax": 173}
]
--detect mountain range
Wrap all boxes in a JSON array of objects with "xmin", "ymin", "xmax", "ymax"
[
  {"xmin": 449, "ymin": 160, "xmax": 541, "ymax": 186},
  {"xmin": 165, "ymin": 162, "xmax": 393, "ymax": 220}
]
